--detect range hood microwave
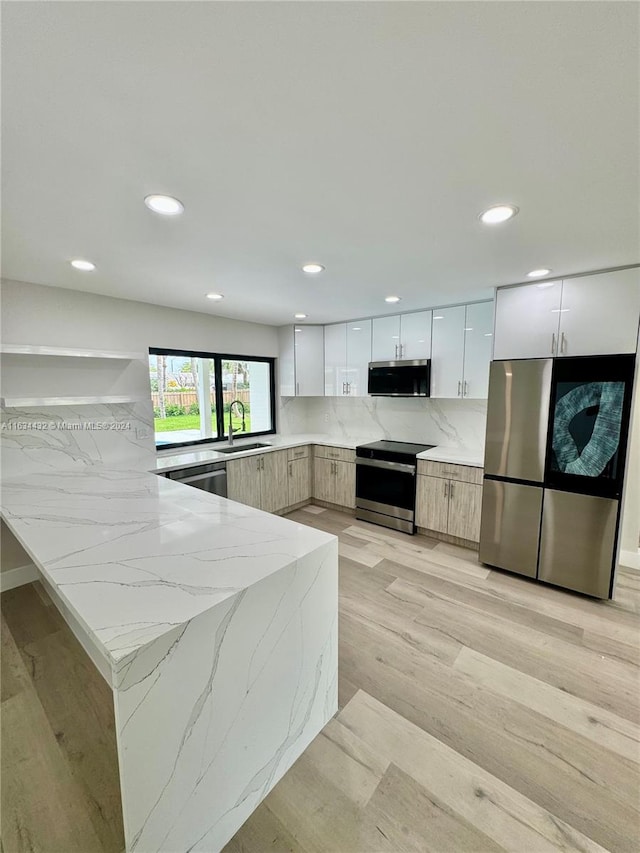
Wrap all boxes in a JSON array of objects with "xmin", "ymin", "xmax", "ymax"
[{"xmin": 368, "ymin": 359, "xmax": 431, "ymax": 397}]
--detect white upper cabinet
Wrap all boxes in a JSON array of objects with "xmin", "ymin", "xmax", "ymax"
[
  {"xmin": 278, "ymin": 325, "xmax": 324, "ymax": 397},
  {"xmin": 294, "ymin": 326, "xmax": 325, "ymax": 395},
  {"xmin": 493, "ymin": 269, "xmax": 640, "ymax": 360},
  {"xmin": 345, "ymin": 320, "xmax": 372, "ymax": 396},
  {"xmin": 324, "ymin": 323, "xmax": 348, "ymax": 396},
  {"xmin": 558, "ymin": 269, "xmax": 640, "ymax": 356},
  {"xmin": 462, "ymin": 301, "xmax": 494, "ymax": 399},
  {"xmin": 371, "ymin": 315, "xmax": 401, "ymax": 361},
  {"xmin": 324, "ymin": 321, "xmax": 371, "ymax": 396},
  {"xmin": 371, "ymin": 311, "xmax": 432, "ymax": 361},
  {"xmin": 493, "ymin": 281, "xmax": 562, "ymax": 360},
  {"xmin": 430, "ymin": 305, "xmax": 466, "ymax": 398},
  {"xmin": 400, "ymin": 311, "xmax": 432, "ymax": 360}
]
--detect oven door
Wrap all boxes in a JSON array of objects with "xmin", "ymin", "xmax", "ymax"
[{"xmin": 356, "ymin": 458, "xmax": 416, "ymax": 521}]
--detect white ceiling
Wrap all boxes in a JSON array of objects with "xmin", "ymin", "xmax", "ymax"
[{"xmin": 2, "ymin": 1, "xmax": 638, "ymax": 326}]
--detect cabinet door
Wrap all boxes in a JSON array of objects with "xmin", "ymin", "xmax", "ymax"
[
  {"xmin": 493, "ymin": 282, "xmax": 562, "ymax": 359},
  {"xmin": 288, "ymin": 457, "xmax": 311, "ymax": 506},
  {"xmin": 313, "ymin": 457, "xmax": 335, "ymax": 503},
  {"xmin": 277, "ymin": 326, "xmax": 295, "ymax": 397},
  {"xmin": 226, "ymin": 455, "xmax": 262, "ymax": 509},
  {"xmin": 334, "ymin": 460, "xmax": 356, "ymax": 509},
  {"xmin": 400, "ymin": 311, "xmax": 432, "ymax": 360},
  {"xmin": 430, "ymin": 305, "xmax": 466, "ymax": 398},
  {"xmin": 261, "ymin": 450, "xmax": 289, "ymax": 513},
  {"xmin": 345, "ymin": 320, "xmax": 372, "ymax": 397},
  {"xmin": 295, "ymin": 326, "xmax": 325, "ymax": 395},
  {"xmin": 462, "ymin": 301, "xmax": 494, "ymax": 399},
  {"xmin": 558, "ymin": 269, "xmax": 640, "ymax": 356},
  {"xmin": 448, "ymin": 481, "xmax": 482, "ymax": 543},
  {"xmin": 416, "ymin": 475, "xmax": 449, "ymax": 534},
  {"xmin": 371, "ymin": 315, "xmax": 401, "ymax": 361},
  {"xmin": 324, "ymin": 323, "xmax": 348, "ymax": 396}
]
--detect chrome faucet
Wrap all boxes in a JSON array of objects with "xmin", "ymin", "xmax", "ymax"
[{"xmin": 227, "ymin": 400, "xmax": 246, "ymax": 446}]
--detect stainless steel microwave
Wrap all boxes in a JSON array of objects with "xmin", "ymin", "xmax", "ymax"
[{"xmin": 367, "ymin": 360, "xmax": 431, "ymax": 397}]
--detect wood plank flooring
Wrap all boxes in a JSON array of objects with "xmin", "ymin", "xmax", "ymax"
[{"xmin": 2, "ymin": 504, "xmax": 639, "ymax": 852}]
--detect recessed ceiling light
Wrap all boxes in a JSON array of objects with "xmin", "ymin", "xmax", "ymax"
[
  {"xmin": 527, "ymin": 268, "xmax": 552, "ymax": 278},
  {"xmin": 385, "ymin": 296, "xmax": 401, "ymax": 303},
  {"xmin": 206, "ymin": 293, "xmax": 224, "ymax": 300},
  {"xmin": 294, "ymin": 313, "xmax": 307, "ymax": 319},
  {"xmin": 70, "ymin": 259, "xmax": 96, "ymax": 271},
  {"xmin": 479, "ymin": 204, "xmax": 519, "ymax": 224},
  {"xmin": 302, "ymin": 263, "xmax": 324, "ymax": 274},
  {"xmin": 144, "ymin": 194, "xmax": 184, "ymax": 216},
  {"xmin": 433, "ymin": 315, "xmax": 444, "ymax": 320}
]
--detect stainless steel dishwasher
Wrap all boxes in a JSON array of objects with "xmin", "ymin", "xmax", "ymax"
[{"xmin": 163, "ymin": 461, "xmax": 227, "ymax": 496}]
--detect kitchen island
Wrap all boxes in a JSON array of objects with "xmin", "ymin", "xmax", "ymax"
[{"xmin": 0, "ymin": 467, "xmax": 338, "ymax": 852}]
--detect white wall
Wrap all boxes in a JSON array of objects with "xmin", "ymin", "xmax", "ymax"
[
  {"xmin": 1, "ymin": 279, "xmax": 279, "ymax": 357},
  {"xmin": 620, "ymin": 355, "xmax": 640, "ymax": 562},
  {"xmin": 0, "ymin": 279, "xmax": 281, "ymax": 476}
]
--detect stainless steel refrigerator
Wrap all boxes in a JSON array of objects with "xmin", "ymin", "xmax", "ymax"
[{"xmin": 479, "ymin": 355, "xmax": 636, "ymax": 598}]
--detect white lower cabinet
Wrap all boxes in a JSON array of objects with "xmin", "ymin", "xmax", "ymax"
[
  {"xmin": 416, "ymin": 462, "xmax": 483, "ymax": 543},
  {"xmin": 227, "ymin": 450, "xmax": 289, "ymax": 513}
]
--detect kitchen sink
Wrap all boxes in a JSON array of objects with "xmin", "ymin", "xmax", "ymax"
[{"xmin": 216, "ymin": 443, "xmax": 272, "ymax": 454}]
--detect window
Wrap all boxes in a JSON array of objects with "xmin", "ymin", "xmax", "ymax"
[{"xmin": 149, "ymin": 349, "xmax": 275, "ymax": 449}]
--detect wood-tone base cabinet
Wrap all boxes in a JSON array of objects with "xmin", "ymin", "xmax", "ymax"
[
  {"xmin": 416, "ymin": 463, "xmax": 483, "ymax": 544},
  {"xmin": 313, "ymin": 457, "xmax": 356, "ymax": 509},
  {"xmin": 287, "ymin": 457, "xmax": 311, "ymax": 506},
  {"xmin": 227, "ymin": 450, "xmax": 290, "ymax": 514}
]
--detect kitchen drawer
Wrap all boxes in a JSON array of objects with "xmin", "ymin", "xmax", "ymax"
[
  {"xmin": 287, "ymin": 445, "xmax": 310, "ymax": 461},
  {"xmin": 313, "ymin": 445, "xmax": 356, "ymax": 463},
  {"xmin": 417, "ymin": 460, "xmax": 483, "ymax": 484}
]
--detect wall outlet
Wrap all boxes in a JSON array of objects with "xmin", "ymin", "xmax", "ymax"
[{"xmin": 324, "ymin": 412, "xmax": 329, "ymax": 423}]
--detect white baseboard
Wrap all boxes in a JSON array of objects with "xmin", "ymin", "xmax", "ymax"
[
  {"xmin": 0, "ymin": 563, "xmax": 39, "ymax": 592},
  {"xmin": 619, "ymin": 550, "xmax": 640, "ymax": 571}
]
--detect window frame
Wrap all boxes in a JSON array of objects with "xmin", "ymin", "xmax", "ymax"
[{"xmin": 149, "ymin": 347, "xmax": 277, "ymax": 451}]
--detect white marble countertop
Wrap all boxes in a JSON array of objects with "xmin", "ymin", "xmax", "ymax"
[
  {"xmin": 155, "ymin": 433, "xmax": 485, "ymax": 472},
  {"xmin": 416, "ymin": 445, "xmax": 485, "ymax": 467},
  {"xmin": 0, "ymin": 467, "xmax": 334, "ymax": 667},
  {"xmin": 154, "ymin": 433, "xmax": 362, "ymax": 473}
]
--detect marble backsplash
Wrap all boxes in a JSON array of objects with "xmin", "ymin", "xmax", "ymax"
[
  {"xmin": 279, "ymin": 395, "xmax": 488, "ymax": 449},
  {"xmin": 0, "ymin": 400, "xmax": 156, "ymax": 479}
]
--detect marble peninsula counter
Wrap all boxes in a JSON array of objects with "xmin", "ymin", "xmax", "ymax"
[{"xmin": 0, "ymin": 466, "xmax": 338, "ymax": 852}]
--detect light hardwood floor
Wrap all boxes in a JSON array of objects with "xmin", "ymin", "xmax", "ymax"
[{"xmin": 2, "ymin": 506, "xmax": 639, "ymax": 852}]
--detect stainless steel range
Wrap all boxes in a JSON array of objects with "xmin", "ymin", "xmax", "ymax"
[{"xmin": 355, "ymin": 440, "xmax": 436, "ymax": 534}]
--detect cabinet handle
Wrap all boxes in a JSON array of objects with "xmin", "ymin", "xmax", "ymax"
[
  {"xmin": 450, "ymin": 482, "xmax": 454, "ymax": 498},
  {"xmin": 444, "ymin": 481, "xmax": 449, "ymax": 497},
  {"xmin": 464, "ymin": 380, "xmax": 468, "ymax": 396},
  {"xmin": 551, "ymin": 332, "xmax": 556, "ymax": 355},
  {"xmin": 561, "ymin": 332, "xmax": 566, "ymax": 354},
  {"xmin": 399, "ymin": 344, "xmax": 404, "ymax": 358},
  {"xmin": 288, "ymin": 462, "xmax": 292, "ymax": 477},
  {"xmin": 457, "ymin": 380, "xmax": 461, "ymax": 397},
  {"xmin": 394, "ymin": 344, "xmax": 398, "ymax": 358},
  {"xmin": 296, "ymin": 381, "xmax": 300, "ymax": 395}
]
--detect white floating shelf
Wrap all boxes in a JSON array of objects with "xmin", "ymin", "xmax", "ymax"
[
  {"xmin": 1, "ymin": 395, "xmax": 145, "ymax": 408},
  {"xmin": 0, "ymin": 344, "xmax": 146, "ymax": 360}
]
